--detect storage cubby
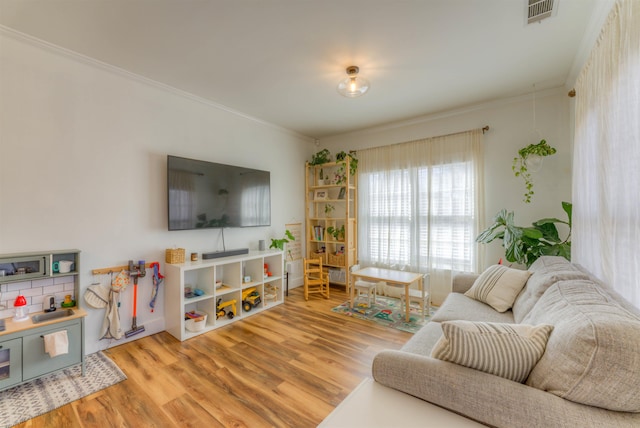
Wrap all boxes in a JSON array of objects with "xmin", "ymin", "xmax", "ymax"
[{"xmin": 165, "ymin": 250, "xmax": 284, "ymax": 341}]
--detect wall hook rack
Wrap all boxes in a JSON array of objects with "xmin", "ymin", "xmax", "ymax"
[{"xmin": 91, "ymin": 261, "xmax": 159, "ymax": 276}]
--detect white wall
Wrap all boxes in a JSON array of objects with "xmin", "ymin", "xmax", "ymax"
[
  {"xmin": 321, "ymin": 89, "xmax": 573, "ymax": 273},
  {"xmin": 0, "ymin": 32, "xmax": 310, "ymax": 354}
]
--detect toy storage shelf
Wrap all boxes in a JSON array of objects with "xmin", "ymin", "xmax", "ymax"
[{"xmin": 164, "ymin": 250, "xmax": 284, "ymax": 341}]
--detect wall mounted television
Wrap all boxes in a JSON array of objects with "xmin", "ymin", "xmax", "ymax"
[{"xmin": 167, "ymin": 155, "xmax": 271, "ymax": 231}]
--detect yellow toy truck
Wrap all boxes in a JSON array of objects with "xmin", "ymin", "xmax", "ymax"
[{"xmin": 242, "ymin": 287, "xmax": 262, "ymax": 312}]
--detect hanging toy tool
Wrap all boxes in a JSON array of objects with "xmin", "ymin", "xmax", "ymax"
[
  {"xmin": 125, "ymin": 260, "xmax": 146, "ymax": 338},
  {"xmin": 149, "ymin": 262, "xmax": 164, "ymax": 312}
]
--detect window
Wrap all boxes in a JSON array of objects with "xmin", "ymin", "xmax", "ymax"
[{"xmin": 358, "ymin": 129, "xmax": 483, "ymax": 284}]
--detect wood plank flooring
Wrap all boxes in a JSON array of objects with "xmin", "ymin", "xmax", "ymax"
[{"xmin": 15, "ymin": 287, "xmax": 412, "ymax": 427}]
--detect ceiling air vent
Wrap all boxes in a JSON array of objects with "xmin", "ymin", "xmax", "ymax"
[{"xmin": 527, "ymin": 0, "xmax": 557, "ymax": 24}]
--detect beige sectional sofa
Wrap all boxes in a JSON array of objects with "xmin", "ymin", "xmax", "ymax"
[{"xmin": 372, "ymin": 256, "xmax": 640, "ymax": 427}]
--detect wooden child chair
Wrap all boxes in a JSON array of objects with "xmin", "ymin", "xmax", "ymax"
[{"xmin": 303, "ymin": 257, "xmax": 330, "ymax": 301}]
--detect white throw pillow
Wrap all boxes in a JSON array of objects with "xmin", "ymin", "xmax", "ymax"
[
  {"xmin": 465, "ymin": 265, "xmax": 531, "ymax": 312},
  {"xmin": 431, "ymin": 320, "xmax": 553, "ymax": 383}
]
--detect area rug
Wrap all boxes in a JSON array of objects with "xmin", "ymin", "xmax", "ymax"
[
  {"xmin": 0, "ymin": 351, "xmax": 126, "ymax": 427},
  {"xmin": 331, "ymin": 295, "xmax": 437, "ymax": 333}
]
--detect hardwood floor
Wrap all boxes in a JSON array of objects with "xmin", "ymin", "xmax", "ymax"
[{"xmin": 16, "ymin": 287, "xmax": 412, "ymax": 427}]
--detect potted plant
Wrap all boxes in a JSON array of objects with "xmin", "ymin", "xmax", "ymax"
[
  {"xmin": 512, "ymin": 140, "xmax": 556, "ymax": 203},
  {"xmin": 310, "ymin": 149, "xmax": 331, "ymax": 165},
  {"xmin": 324, "ymin": 204, "xmax": 335, "ymax": 217},
  {"xmin": 318, "ymin": 168, "xmax": 325, "ymax": 185},
  {"xmin": 326, "ymin": 225, "xmax": 345, "ymax": 241},
  {"xmin": 269, "ymin": 229, "xmax": 296, "ymax": 262},
  {"xmin": 476, "ymin": 201, "xmax": 572, "ymax": 268}
]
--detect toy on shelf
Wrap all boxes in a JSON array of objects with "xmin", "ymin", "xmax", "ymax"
[
  {"xmin": 242, "ymin": 287, "xmax": 262, "ymax": 312},
  {"xmin": 264, "ymin": 263, "xmax": 273, "ymax": 278},
  {"xmin": 216, "ymin": 298, "xmax": 236, "ymax": 319},
  {"xmin": 264, "ymin": 284, "xmax": 278, "ymax": 301}
]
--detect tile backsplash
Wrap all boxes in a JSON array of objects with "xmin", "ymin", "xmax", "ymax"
[{"xmin": 0, "ymin": 277, "xmax": 75, "ymax": 319}]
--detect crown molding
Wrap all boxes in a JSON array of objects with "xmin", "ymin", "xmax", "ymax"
[{"xmin": 0, "ymin": 25, "xmax": 314, "ymax": 143}]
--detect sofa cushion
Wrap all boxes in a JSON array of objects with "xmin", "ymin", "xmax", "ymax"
[
  {"xmin": 512, "ymin": 256, "xmax": 589, "ymax": 322},
  {"xmin": 464, "ymin": 265, "xmax": 531, "ymax": 312},
  {"xmin": 431, "ymin": 321, "xmax": 553, "ymax": 382},
  {"xmin": 431, "ymin": 292, "xmax": 516, "ymax": 324},
  {"xmin": 523, "ymin": 280, "xmax": 640, "ymax": 412},
  {"xmin": 401, "ymin": 321, "xmax": 443, "ymax": 355}
]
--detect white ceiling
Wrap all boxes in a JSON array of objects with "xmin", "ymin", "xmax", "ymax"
[{"xmin": 0, "ymin": 0, "xmax": 604, "ymax": 139}]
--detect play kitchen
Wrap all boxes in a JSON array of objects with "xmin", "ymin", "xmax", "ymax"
[
  {"xmin": 0, "ymin": 250, "xmax": 86, "ymax": 392},
  {"xmin": 0, "ymin": 254, "xmax": 76, "ymax": 280}
]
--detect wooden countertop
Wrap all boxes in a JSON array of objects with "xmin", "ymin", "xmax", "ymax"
[{"xmin": 0, "ymin": 307, "xmax": 87, "ymax": 336}]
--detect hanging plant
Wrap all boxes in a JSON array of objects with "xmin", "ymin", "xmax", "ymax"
[
  {"xmin": 512, "ymin": 139, "xmax": 556, "ymax": 203},
  {"xmin": 336, "ymin": 150, "xmax": 358, "ymax": 176}
]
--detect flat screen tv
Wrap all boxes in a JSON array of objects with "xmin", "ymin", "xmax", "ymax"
[{"xmin": 167, "ymin": 155, "xmax": 271, "ymax": 230}]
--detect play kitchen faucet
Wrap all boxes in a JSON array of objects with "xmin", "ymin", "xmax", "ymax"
[{"xmin": 126, "ymin": 260, "xmax": 146, "ymax": 338}]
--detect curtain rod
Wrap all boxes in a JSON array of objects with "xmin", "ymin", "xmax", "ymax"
[
  {"xmin": 352, "ymin": 126, "xmax": 490, "ymax": 154},
  {"xmin": 430, "ymin": 126, "xmax": 490, "ymax": 139}
]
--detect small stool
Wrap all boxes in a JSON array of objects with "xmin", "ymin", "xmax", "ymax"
[{"xmin": 354, "ymin": 279, "xmax": 380, "ymax": 307}]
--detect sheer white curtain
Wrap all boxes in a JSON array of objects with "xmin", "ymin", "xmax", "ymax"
[
  {"xmin": 358, "ymin": 129, "xmax": 484, "ymax": 298},
  {"xmin": 573, "ymin": 0, "xmax": 640, "ymax": 308}
]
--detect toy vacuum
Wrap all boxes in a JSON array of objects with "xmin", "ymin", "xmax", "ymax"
[{"xmin": 125, "ymin": 260, "xmax": 146, "ymax": 338}]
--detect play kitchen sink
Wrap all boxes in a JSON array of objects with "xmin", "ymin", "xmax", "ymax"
[{"xmin": 31, "ymin": 309, "xmax": 75, "ymax": 324}]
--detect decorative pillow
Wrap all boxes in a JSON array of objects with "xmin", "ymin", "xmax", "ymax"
[
  {"xmin": 523, "ymin": 280, "xmax": 640, "ymax": 412},
  {"xmin": 431, "ymin": 321, "xmax": 553, "ymax": 383},
  {"xmin": 465, "ymin": 265, "xmax": 532, "ymax": 312}
]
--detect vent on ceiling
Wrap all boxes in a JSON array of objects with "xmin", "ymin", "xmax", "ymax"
[{"xmin": 527, "ymin": 0, "xmax": 557, "ymax": 24}]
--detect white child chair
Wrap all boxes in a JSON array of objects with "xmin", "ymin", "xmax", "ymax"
[
  {"xmin": 400, "ymin": 273, "xmax": 431, "ymax": 321},
  {"xmin": 350, "ymin": 264, "xmax": 383, "ymax": 308}
]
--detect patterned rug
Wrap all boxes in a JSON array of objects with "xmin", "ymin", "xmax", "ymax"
[
  {"xmin": 331, "ymin": 295, "xmax": 437, "ymax": 334},
  {"xmin": 0, "ymin": 351, "xmax": 126, "ymax": 427}
]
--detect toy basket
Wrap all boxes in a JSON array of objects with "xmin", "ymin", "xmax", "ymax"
[
  {"xmin": 166, "ymin": 248, "xmax": 185, "ymax": 264},
  {"xmin": 312, "ymin": 252, "xmax": 327, "ymax": 265},
  {"xmin": 185, "ymin": 311, "xmax": 207, "ymax": 332},
  {"xmin": 328, "ymin": 253, "xmax": 345, "ymax": 266}
]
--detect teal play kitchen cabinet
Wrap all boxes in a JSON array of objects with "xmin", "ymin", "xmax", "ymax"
[{"xmin": 0, "ymin": 250, "xmax": 86, "ymax": 392}]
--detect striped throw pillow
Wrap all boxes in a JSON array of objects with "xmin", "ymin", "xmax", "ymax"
[
  {"xmin": 465, "ymin": 265, "xmax": 532, "ymax": 312},
  {"xmin": 431, "ymin": 321, "xmax": 553, "ymax": 383}
]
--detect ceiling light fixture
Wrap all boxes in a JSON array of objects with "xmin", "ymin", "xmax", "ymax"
[{"xmin": 337, "ymin": 66, "xmax": 370, "ymax": 98}]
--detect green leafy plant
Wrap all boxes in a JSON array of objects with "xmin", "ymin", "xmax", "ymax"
[
  {"xmin": 512, "ymin": 140, "xmax": 556, "ymax": 203},
  {"xmin": 336, "ymin": 150, "xmax": 358, "ymax": 176},
  {"xmin": 270, "ymin": 229, "xmax": 295, "ymax": 251},
  {"xmin": 326, "ymin": 225, "xmax": 345, "ymax": 241},
  {"xmin": 311, "ymin": 149, "xmax": 331, "ymax": 165},
  {"xmin": 476, "ymin": 201, "xmax": 572, "ymax": 268},
  {"xmin": 324, "ymin": 204, "xmax": 335, "ymax": 215}
]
